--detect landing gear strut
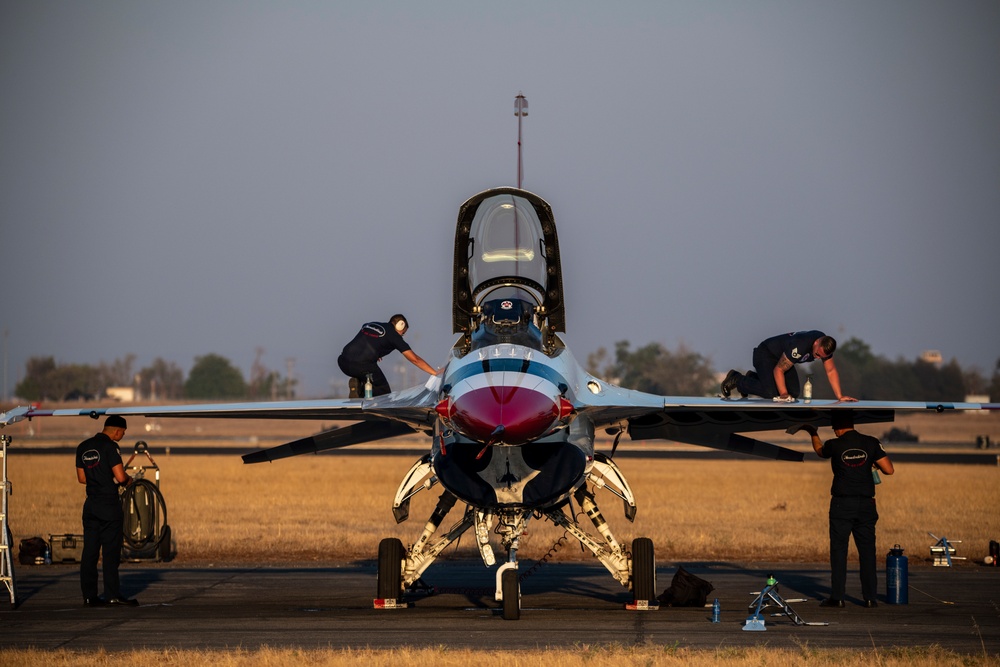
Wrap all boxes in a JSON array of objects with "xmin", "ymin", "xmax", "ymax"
[{"xmin": 376, "ymin": 454, "xmax": 656, "ymax": 618}]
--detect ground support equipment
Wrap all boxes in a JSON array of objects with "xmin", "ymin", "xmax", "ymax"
[
  {"xmin": 929, "ymin": 533, "xmax": 965, "ymax": 567},
  {"xmin": 744, "ymin": 577, "xmax": 828, "ymax": 631},
  {"xmin": 0, "ymin": 435, "xmax": 16, "ymax": 606}
]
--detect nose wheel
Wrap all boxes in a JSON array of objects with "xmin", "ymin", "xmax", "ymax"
[{"xmin": 500, "ymin": 566, "xmax": 520, "ymax": 620}]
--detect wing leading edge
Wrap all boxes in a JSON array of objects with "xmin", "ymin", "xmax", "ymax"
[{"xmin": 576, "ymin": 385, "xmax": 999, "ymax": 462}]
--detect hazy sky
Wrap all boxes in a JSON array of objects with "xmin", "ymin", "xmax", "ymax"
[{"xmin": 2, "ymin": 1, "xmax": 998, "ymax": 399}]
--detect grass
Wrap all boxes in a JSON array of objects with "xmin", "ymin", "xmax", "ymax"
[
  {"xmin": 0, "ymin": 644, "xmax": 996, "ymax": 667},
  {"xmin": 6, "ymin": 450, "xmax": 998, "ymax": 564}
]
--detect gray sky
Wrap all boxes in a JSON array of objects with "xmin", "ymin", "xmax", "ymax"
[{"xmin": 2, "ymin": 1, "xmax": 998, "ymax": 399}]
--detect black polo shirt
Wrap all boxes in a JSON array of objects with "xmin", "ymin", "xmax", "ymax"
[{"xmin": 75, "ymin": 432, "xmax": 123, "ymax": 504}]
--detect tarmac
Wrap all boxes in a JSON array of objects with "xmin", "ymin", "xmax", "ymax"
[{"xmin": 3, "ymin": 559, "xmax": 998, "ymax": 654}]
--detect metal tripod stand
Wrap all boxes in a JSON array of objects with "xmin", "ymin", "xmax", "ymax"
[{"xmin": 744, "ymin": 577, "xmax": 827, "ymax": 630}]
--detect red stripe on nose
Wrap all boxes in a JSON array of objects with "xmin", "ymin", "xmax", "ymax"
[{"xmin": 450, "ymin": 386, "xmax": 558, "ymax": 445}]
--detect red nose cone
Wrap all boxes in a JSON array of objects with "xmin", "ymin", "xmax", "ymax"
[{"xmin": 450, "ymin": 386, "xmax": 558, "ymax": 445}]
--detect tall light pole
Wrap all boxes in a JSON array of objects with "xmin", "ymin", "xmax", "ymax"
[
  {"xmin": 2, "ymin": 328, "xmax": 7, "ymax": 404},
  {"xmin": 514, "ymin": 93, "xmax": 528, "ymax": 189}
]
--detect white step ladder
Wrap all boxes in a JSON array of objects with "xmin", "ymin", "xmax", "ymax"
[{"xmin": 1, "ymin": 435, "xmax": 17, "ymax": 606}]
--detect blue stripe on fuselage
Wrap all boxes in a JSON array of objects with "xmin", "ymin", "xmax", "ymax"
[{"xmin": 448, "ymin": 356, "xmax": 568, "ymax": 391}]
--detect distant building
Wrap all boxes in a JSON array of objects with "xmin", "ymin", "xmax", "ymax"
[
  {"xmin": 920, "ymin": 350, "xmax": 943, "ymax": 367},
  {"xmin": 105, "ymin": 386, "xmax": 135, "ymax": 402}
]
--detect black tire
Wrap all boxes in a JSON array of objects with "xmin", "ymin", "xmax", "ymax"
[
  {"xmin": 501, "ymin": 568, "xmax": 520, "ymax": 620},
  {"xmin": 158, "ymin": 525, "xmax": 172, "ymax": 562},
  {"xmin": 377, "ymin": 538, "xmax": 405, "ymax": 601},
  {"xmin": 631, "ymin": 537, "xmax": 656, "ymax": 602}
]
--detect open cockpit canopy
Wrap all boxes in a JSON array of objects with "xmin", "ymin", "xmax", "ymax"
[{"xmin": 452, "ymin": 188, "xmax": 564, "ymax": 347}]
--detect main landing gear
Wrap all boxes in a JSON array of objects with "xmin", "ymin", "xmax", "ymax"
[{"xmin": 373, "ymin": 453, "xmax": 657, "ymax": 619}]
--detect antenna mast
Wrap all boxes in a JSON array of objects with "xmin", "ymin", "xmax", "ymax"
[{"xmin": 514, "ymin": 92, "xmax": 528, "ymax": 188}]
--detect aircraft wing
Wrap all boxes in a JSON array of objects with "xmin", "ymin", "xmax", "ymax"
[
  {"xmin": 575, "ymin": 380, "xmax": 998, "ymax": 462},
  {"xmin": 0, "ymin": 379, "xmax": 441, "ymax": 431}
]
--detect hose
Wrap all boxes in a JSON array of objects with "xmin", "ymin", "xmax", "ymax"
[{"xmin": 121, "ymin": 477, "xmax": 168, "ymax": 551}]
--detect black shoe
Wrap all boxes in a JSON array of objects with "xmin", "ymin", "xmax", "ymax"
[
  {"xmin": 107, "ymin": 597, "xmax": 139, "ymax": 607},
  {"xmin": 863, "ymin": 599, "xmax": 878, "ymax": 608},
  {"xmin": 819, "ymin": 598, "xmax": 845, "ymax": 608},
  {"xmin": 721, "ymin": 370, "xmax": 740, "ymax": 398},
  {"xmin": 84, "ymin": 597, "xmax": 108, "ymax": 607}
]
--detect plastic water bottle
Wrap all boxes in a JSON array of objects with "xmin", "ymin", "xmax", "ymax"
[
  {"xmin": 803, "ymin": 375, "xmax": 813, "ymax": 403},
  {"xmin": 711, "ymin": 597, "xmax": 720, "ymax": 623},
  {"xmin": 364, "ymin": 374, "xmax": 373, "ymax": 399}
]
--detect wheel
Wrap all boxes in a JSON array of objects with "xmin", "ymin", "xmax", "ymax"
[
  {"xmin": 630, "ymin": 537, "xmax": 656, "ymax": 602},
  {"xmin": 377, "ymin": 538, "xmax": 404, "ymax": 601},
  {"xmin": 158, "ymin": 525, "xmax": 172, "ymax": 562},
  {"xmin": 501, "ymin": 568, "xmax": 520, "ymax": 620}
]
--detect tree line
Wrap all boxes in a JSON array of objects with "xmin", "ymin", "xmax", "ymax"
[
  {"xmin": 10, "ymin": 336, "xmax": 1000, "ymax": 403},
  {"xmin": 585, "ymin": 336, "xmax": 999, "ymax": 402},
  {"xmin": 13, "ymin": 352, "xmax": 295, "ymax": 402}
]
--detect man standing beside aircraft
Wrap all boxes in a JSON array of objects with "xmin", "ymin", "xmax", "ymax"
[
  {"xmin": 721, "ymin": 330, "xmax": 857, "ymax": 402},
  {"xmin": 796, "ymin": 411, "xmax": 894, "ymax": 608},
  {"xmin": 75, "ymin": 415, "xmax": 139, "ymax": 606},
  {"xmin": 338, "ymin": 314, "xmax": 437, "ymax": 397}
]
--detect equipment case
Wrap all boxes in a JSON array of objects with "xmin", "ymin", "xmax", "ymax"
[{"xmin": 49, "ymin": 534, "xmax": 85, "ymax": 563}]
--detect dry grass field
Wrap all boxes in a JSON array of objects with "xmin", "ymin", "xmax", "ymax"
[
  {"xmin": 4, "ymin": 409, "xmax": 998, "ymax": 564},
  {"xmin": 0, "ymin": 645, "xmax": 993, "ymax": 667},
  {"xmin": 7, "ymin": 453, "xmax": 998, "ymax": 565},
  {"xmin": 3, "ymin": 407, "xmax": 998, "ymax": 666}
]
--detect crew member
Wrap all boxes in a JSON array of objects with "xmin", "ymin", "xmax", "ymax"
[
  {"xmin": 338, "ymin": 314, "xmax": 437, "ymax": 397},
  {"xmin": 75, "ymin": 415, "xmax": 139, "ymax": 607},
  {"xmin": 798, "ymin": 410, "xmax": 894, "ymax": 608},
  {"xmin": 721, "ymin": 330, "xmax": 857, "ymax": 402}
]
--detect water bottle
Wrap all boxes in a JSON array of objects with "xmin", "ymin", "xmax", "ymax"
[
  {"xmin": 872, "ymin": 468, "xmax": 882, "ymax": 485},
  {"xmin": 803, "ymin": 375, "xmax": 813, "ymax": 403},
  {"xmin": 711, "ymin": 597, "xmax": 720, "ymax": 623},
  {"xmin": 886, "ymin": 545, "xmax": 908, "ymax": 604},
  {"xmin": 364, "ymin": 374, "xmax": 373, "ymax": 399}
]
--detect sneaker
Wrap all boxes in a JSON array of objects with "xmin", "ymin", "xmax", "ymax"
[{"xmin": 721, "ymin": 370, "xmax": 741, "ymax": 398}]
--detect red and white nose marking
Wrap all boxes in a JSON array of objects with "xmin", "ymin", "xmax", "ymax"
[{"xmin": 441, "ymin": 369, "xmax": 573, "ymax": 445}]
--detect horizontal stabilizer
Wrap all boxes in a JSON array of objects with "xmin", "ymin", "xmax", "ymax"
[{"xmin": 242, "ymin": 420, "xmax": 416, "ymax": 464}]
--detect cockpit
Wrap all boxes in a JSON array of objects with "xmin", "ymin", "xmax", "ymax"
[
  {"xmin": 469, "ymin": 294, "xmax": 544, "ymax": 351},
  {"xmin": 452, "ymin": 188, "xmax": 566, "ymax": 355}
]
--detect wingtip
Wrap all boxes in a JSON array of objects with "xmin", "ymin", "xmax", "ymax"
[{"xmin": 241, "ymin": 451, "xmax": 271, "ymax": 464}]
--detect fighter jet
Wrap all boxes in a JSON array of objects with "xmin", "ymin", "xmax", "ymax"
[{"xmin": 2, "ymin": 187, "xmax": 996, "ymax": 619}]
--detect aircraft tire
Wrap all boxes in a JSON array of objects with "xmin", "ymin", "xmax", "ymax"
[
  {"xmin": 501, "ymin": 568, "xmax": 520, "ymax": 620},
  {"xmin": 377, "ymin": 538, "xmax": 404, "ymax": 601},
  {"xmin": 631, "ymin": 537, "xmax": 656, "ymax": 602}
]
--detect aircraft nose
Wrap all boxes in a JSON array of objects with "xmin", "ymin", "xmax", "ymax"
[{"xmin": 448, "ymin": 386, "xmax": 564, "ymax": 445}]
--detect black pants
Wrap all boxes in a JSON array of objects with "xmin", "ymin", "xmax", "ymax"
[
  {"xmin": 736, "ymin": 347, "xmax": 801, "ymax": 399},
  {"xmin": 337, "ymin": 355, "xmax": 390, "ymax": 396},
  {"xmin": 828, "ymin": 496, "xmax": 879, "ymax": 602},
  {"xmin": 81, "ymin": 498, "xmax": 124, "ymax": 600}
]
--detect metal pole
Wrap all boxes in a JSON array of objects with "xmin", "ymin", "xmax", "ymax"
[
  {"xmin": 514, "ymin": 93, "xmax": 528, "ymax": 189},
  {"xmin": 2, "ymin": 328, "xmax": 8, "ymax": 404}
]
